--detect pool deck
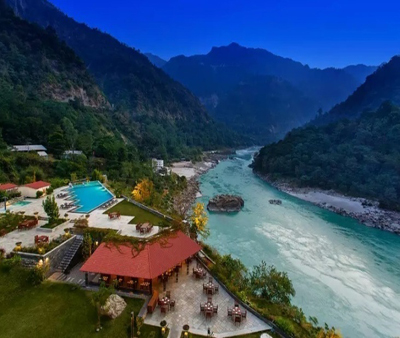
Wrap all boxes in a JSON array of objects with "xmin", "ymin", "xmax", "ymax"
[{"xmin": 0, "ymin": 186, "xmax": 160, "ymax": 253}]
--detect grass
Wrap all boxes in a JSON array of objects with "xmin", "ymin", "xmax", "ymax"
[
  {"xmin": 0, "ymin": 265, "xmax": 160, "ymax": 338},
  {"xmin": 41, "ymin": 218, "xmax": 67, "ymax": 229},
  {"xmin": 105, "ymin": 200, "xmax": 170, "ymax": 226}
]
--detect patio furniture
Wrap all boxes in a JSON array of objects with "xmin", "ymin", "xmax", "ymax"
[
  {"xmin": 234, "ymin": 315, "xmax": 242, "ymax": 326},
  {"xmin": 227, "ymin": 308, "xmax": 233, "ymax": 317},
  {"xmin": 166, "ymin": 290, "xmax": 171, "ymax": 299},
  {"xmin": 205, "ymin": 310, "xmax": 213, "ymax": 320},
  {"xmin": 207, "ymin": 296, "xmax": 212, "ymax": 303},
  {"xmin": 160, "ymin": 305, "xmax": 168, "ymax": 314},
  {"xmin": 18, "ymin": 218, "xmax": 38, "ymax": 230},
  {"xmin": 34, "ymin": 235, "xmax": 49, "ymax": 245},
  {"xmin": 169, "ymin": 300, "xmax": 175, "ymax": 310},
  {"xmin": 136, "ymin": 223, "xmax": 142, "ymax": 231},
  {"xmin": 200, "ymin": 304, "xmax": 205, "ymax": 313},
  {"xmin": 241, "ymin": 310, "xmax": 247, "ymax": 319},
  {"xmin": 215, "ymin": 285, "xmax": 219, "ymax": 294},
  {"xmin": 108, "ymin": 212, "xmax": 120, "ymax": 220},
  {"xmin": 213, "ymin": 305, "xmax": 218, "ymax": 314}
]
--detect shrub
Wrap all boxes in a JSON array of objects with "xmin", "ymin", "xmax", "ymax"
[
  {"xmin": 36, "ymin": 190, "xmax": 44, "ymax": 198},
  {"xmin": 46, "ymin": 187, "xmax": 54, "ymax": 195},
  {"xmin": 275, "ymin": 317, "xmax": 296, "ymax": 335},
  {"xmin": 0, "ymin": 255, "xmax": 21, "ymax": 272},
  {"xmin": 27, "ymin": 264, "xmax": 49, "ymax": 285}
]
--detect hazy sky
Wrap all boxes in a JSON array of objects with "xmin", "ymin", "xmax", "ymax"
[{"xmin": 51, "ymin": 0, "xmax": 400, "ymax": 68}]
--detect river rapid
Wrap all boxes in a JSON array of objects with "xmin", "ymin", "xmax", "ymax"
[{"xmin": 196, "ymin": 148, "xmax": 400, "ymax": 338}]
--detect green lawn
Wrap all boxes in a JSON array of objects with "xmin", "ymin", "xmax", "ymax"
[
  {"xmin": 105, "ymin": 200, "xmax": 170, "ymax": 226},
  {"xmin": 0, "ymin": 265, "xmax": 160, "ymax": 338}
]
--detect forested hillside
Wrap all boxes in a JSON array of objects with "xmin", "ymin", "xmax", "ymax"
[
  {"xmin": 214, "ymin": 75, "xmax": 319, "ymax": 143},
  {"xmin": 162, "ymin": 43, "xmax": 375, "ymax": 143},
  {"xmin": 252, "ymin": 102, "xmax": 400, "ymax": 210},
  {"xmin": 5, "ymin": 0, "xmax": 242, "ymax": 157},
  {"xmin": 313, "ymin": 56, "xmax": 400, "ymax": 125}
]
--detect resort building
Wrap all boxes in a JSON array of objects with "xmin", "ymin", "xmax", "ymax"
[
  {"xmin": 0, "ymin": 183, "xmax": 18, "ymax": 193},
  {"xmin": 80, "ymin": 231, "xmax": 201, "ymax": 293},
  {"xmin": 152, "ymin": 158, "xmax": 164, "ymax": 171},
  {"xmin": 63, "ymin": 150, "xmax": 83, "ymax": 158},
  {"xmin": 11, "ymin": 144, "xmax": 47, "ymax": 156},
  {"xmin": 19, "ymin": 181, "xmax": 51, "ymax": 198}
]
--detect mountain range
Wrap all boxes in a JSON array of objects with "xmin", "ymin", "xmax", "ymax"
[
  {"xmin": 4, "ymin": 0, "xmax": 242, "ymax": 158},
  {"xmin": 159, "ymin": 43, "xmax": 377, "ymax": 143},
  {"xmin": 313, "ymin": 56, "xmax": 400, "ymax": 125}
]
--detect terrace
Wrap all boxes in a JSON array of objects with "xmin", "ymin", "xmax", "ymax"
[{"xmin": 145, "ymin": 262, "xmax": 270, "ymax": 337}]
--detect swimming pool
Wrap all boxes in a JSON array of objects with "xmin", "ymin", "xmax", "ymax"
[
  {"xmin": 69, "ymin": 181, "xmax": 114, "ymax": 213},
  {"xmin": 13, "ymin": 201, "xmax": 31, "ymax": 207}
]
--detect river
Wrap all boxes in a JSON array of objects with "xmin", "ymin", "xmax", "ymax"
[{"xmin": 196, "ymin": 148, "xmax": 400, "ymax": 338}]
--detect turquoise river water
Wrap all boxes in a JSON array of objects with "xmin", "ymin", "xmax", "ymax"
[{"xmin": 196, "ymin": 149, "xmax": 400, "ymax": 338}]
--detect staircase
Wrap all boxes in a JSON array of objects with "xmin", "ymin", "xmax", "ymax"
[{"xmin": 57, "ymin": 235, "xmax": 83, "ymax": 273}]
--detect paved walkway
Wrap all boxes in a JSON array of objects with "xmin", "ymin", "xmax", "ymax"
[
  {"xmin": 0, "ymin": 187, "xmax": 159, "ymax": 253},
  {"xmin": 144, "ymin": 260, "xmax": 270, "ymax": 338}
]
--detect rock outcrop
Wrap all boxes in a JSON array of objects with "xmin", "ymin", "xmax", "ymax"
[
  {"xmin": 207, "ymin": 195, "xmax": 244, "ymax": 212},
  {"xmin": 101, "ymin": 294, "xmax": 127, "ymax": 319}
]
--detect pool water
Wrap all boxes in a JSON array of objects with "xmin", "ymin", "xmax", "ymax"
[
  {"xmin": 69, "ymin": 181, "xmax": 113, "ymax": 213},
  {"xmin": 13, "ymin": 201, "xmax": 31, "ymax": 207}
]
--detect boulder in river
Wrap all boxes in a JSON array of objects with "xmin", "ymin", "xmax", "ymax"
[{"xmin": 207, "ymin": 194, "xmax": 244, "ymax": 212}]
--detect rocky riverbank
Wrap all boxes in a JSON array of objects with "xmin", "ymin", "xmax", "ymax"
[
  {"xmin": 255, "ymin": 172, "xmax": 400, "ymax": 235},
  {"xmin": 172, "ymin": 150, "xmax": 234, "ymax": 216}
]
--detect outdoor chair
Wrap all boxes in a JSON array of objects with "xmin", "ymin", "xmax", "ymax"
[
  {"xmin": 234, "ymin": 302, "xmax": 239, "ymax": 308},
  {"xmin": 208, "ymin": 276, "xmax": 213, "ymax": 283},
  {"xmin": 234, "ymin": 315, "xmax": 242, "ymax": 326},
  {"xmin": 205, "ymin": 311, "xmax": 213, "ymax": 320},
  {"xmin": 200, "ymin": 304, "xmax": 205, "ymax": 313},
  {"xmin": 215, "ymin": 285, "xmax": 219, "ymax": 293},
  {"xmin": 207, "ymin": 288, "xmax": 213, "ymax": 295},
  {"xmin": 213, "ymin": 305, "xmax": 218, "ymax": 314},
  {"xmin": 203, "ymin": 283, "xmax": 207, "ymax": 293},
  {"xmin": 227, "ymin": 308, "xmax": 232, "ymax": 317},
  {"xmin": 207, "ymin": 296, "xmax": 212, "ymax": 303},
  {"xmin": 161, "ymin": 306, "xmax": 168, "ymax": 314},
  {"xmin": 166, "ymin": 291, "xmax": 171, "ymax": 299},
  {"xmin": 241, "ymin": 310, "xmax": 247, "ymax": 319},
  {"xmin": 169, "ymin": 300, "xmax": 175, "ymax": 310}
]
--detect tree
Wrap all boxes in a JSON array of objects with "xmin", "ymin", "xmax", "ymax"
[
  {"xmin": 62, "ymin": 117, "xmax": 78, "ymax": 150},
  {"xmin": 249, "ymin": 261, "xmax": 295, "ymax": 305},
  {"xmin": 82, "ymin": 232, "xmax": 93, "ymax": 260},
  {"xmin": 90, "ymin": 282, "xmax": 114, "ymax": 328},
  {"xmin": 42, "ymin": 195, "xmax": 59, "ymax": 222},
  {"xmin": 189, "ymin": 202, "xmax": 209, "ymax": 239},
  {"xmin": 91, "ymin": 169, "xmax": 102, "ymax": 182},
  {"xmin": 132, "ymin": 178, "xmax": 154, "ymax": 203},
  {"xmin": 48, "ymin": 129, "xmax": 66, "ymax": 157},
  {"xmin": 316, "ymin": 326, "xmax": 343, "ymax": 338}
]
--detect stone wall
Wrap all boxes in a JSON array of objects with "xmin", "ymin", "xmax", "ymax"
[{"xmin": 15, "ymin": 235, "xmax": 77, "ymax": 276}]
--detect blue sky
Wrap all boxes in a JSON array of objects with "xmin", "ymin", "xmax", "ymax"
[{"xmin": 51, "ymin": 0, "xmax": 400, "ymax": 68}]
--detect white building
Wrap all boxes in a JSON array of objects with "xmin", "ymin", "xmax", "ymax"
[
  {"xmin": 152, "ymin": 158, "xmax": 164, "ymax": 171},
  {"xmin": 63, "ymin": 150, "xmax": 83, "ymax": 158},
  {"xmin": 18, "ymin": 181, "xmax": 51, "ymax": 198}
]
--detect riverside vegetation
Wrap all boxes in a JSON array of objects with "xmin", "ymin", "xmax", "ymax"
[{"xmin": 252, "ymin": 102, "xmax": 400, "ymax": 212}]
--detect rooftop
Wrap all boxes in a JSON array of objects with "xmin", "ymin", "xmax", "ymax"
[
  {"xmin": 81, "ymin": 231, "xmax": 202, "ymax": 279},
  {"xmin": 0, "ymin": 183, "xmax": 17, "ymax": 191},
  {"xmin": 23, "ymin": 181, "xmax": 51, "ymax": 189},
  {"xmin": 12, "ymin": 145, "xmax": 47, "ymax": 152}
]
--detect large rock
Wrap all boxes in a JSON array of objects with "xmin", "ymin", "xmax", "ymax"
[
  {"xmin": 101, "ymin": 294, "xmax": 127, "ymax": 319},
  {"xmin": 207, "ymin": 194, "xmax": 244, "ymax": 212}
]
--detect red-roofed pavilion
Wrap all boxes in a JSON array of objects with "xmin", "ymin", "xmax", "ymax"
[{"xmin": 80, "ymin": 231, "xmax": 201, "ymax": 293}]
